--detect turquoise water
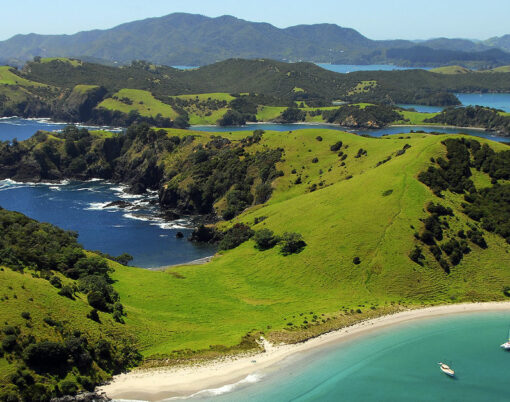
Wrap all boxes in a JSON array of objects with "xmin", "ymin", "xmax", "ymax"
[{"xmin": 196, "ymin": 312, "xmax": 510, "ymax": 401}]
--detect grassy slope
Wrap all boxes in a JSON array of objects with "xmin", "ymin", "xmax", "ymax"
[
  {"xmin": 40, "ymin": 57, "xmax": 83, "ymax": 67},
  {"xmin": 430, "ymin": 66, "xmax": 471, "ymax": 74},
  {"xmin": 397, "ymin": 110, "xmax": 440, "ymax": 125},
  {"xmin": 0, "ymin": 66, "xmax": 49, "ymax": 88},
  {"xmin": 98, "ymin": 89, "xmax": 178, "ymax": 119},
  {"xmin": 0, "ymin": 267, "xmax": 131, "ymax": 380},
  {"xmin": 112, "ymin": 129, "xmax": 510, "ymax": 358},
  {"xmin": 171, "ymin": 93, "xmax": 235, "ymax": 102}
]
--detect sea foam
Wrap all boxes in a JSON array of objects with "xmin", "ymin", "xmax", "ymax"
[{"xmin": 163, "ymin": 373, "xmax": 264, "ymax": 400}]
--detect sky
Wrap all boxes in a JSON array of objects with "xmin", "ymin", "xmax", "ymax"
[{"xmin": 0, "ymin": 0, "xmax": 509, "ymax": 41}]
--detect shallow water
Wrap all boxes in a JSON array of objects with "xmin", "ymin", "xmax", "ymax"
[{"xmin": 187, "ymin": 312, "xmax": 510, "ymax": 401}]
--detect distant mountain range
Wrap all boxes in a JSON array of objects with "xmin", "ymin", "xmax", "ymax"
[{"xmin": 0, "ymin": 13, "xmax": 510, "ymax": 68}]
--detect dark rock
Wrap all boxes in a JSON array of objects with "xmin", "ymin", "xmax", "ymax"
[
  {"xmin": 104, "ymin": 200, "xmax": 132, "ymax": 209},
  {"xmin": 161, "ymin": 210, "xmax": 180, "ymax": 220},
  {"xmin": 128, "ymin": 182, "xmax": 146, "ymax": 194},
  {"xmin": 51, "ymin": 392, "xmax": 111, "ymax": 401},
  {"xmin": 176, "ymin": 231, "xmax": 184, "ymax": 238}
]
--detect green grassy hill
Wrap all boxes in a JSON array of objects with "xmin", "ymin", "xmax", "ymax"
[
  {"xmin": 1, "ymin": 126, "xmax": 510, "ymax": 398},
  {"xmin": 110, "ymin": 128, "xmax": 510, "ymax": 359},
  {"xmin": 430, "ymin": 65, "xmax": 472, "ymax": 74}
]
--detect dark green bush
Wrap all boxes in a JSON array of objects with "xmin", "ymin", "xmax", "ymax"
[
  {"xmin": 87, "ymin": 309, "xmax": 100, "ymax": 323},
  {"xmin": 59, "ymin": 381, "xmax": 78, "ymax": 396},
  {"xmin": 218, "ymin": 224, "xmax": 254, "ymax": 251},
  {"xmin": 280, "ymin": 232, "xmax": 306, "ymax": 256},
  {"xmin": 23, "ymin": 341, "xmax": 68, "ymax": 371},
  {"xmin": 58, "ymin": 286, "xmax": 74, "ymax": 300},
  {"xmin": 87, "ymin": 291, "xmax": 109, "ymax": 312},
  {"xmin": 253, "ymin": 229, "xmax": 279, "ymax": 251},
  {"xmin": 49, "ymin": 276, "xmax": 62, "ymax": 288}
]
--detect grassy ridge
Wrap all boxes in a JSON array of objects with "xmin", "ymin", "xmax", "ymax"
[
  {"xmin": 110, "ymin": 129, "xmax": 510, "ymax": 359},
  {"xmin": 98, "ymin": 89, "xmax": 179, "ymax": 119}
]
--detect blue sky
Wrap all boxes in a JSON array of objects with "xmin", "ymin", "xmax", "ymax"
[{"xmin": 1, "ymin": 0, "xmax": 509, "ymax": 41}]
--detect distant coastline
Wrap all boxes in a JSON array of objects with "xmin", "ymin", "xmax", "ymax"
[{"xmin": 98, "ymin": 301, "xmax": 510, "ymax": 401}]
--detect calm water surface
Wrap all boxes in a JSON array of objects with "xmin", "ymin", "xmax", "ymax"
[
  {"xmin": 316, "ymin": 64, "xmax": 429, "ymax": 73},
  {"xmin": 0, "ymin": 117, "xmax": 121, "ymax": 142},
  {"xmin": 194, "ymin": 123, "xmax": 510, "ymax": 143},
  {"xmin": 185, "ymin": 312, "xmax": 510, "ymax": 401}
]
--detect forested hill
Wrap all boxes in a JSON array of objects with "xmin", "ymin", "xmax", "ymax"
[
  {"xmin": 1, "ymin": 13, "xmax": 510, "ymax": 68},
  {"xmin": 4, "ymin": 57, "xmax": 510, "ymax": 126}
]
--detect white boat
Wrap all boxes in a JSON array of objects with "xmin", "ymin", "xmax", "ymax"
[
  {"xmin": 501, "ymin": 328, "xmax": 510, "ymax": 350},
  {"xmin": 438, "ymin": 362, "xmax": 455, "ymax": 377}
]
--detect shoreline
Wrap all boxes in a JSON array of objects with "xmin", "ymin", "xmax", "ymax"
[
  {"xmin": 98, "ymin": 301, "xmax": 510, "ymax": 401},
  {"xmin": 190, "ymin": 121, "xmax": 507, "ymax": 136}
]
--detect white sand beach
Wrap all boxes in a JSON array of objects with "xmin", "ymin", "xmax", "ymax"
[{"xmin": 98, "ymin": 301, "xmax": 510, "ymax": 401}]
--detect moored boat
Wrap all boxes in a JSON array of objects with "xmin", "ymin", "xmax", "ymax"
[{"xmin": 438, "ymin": 362, "xmax": 455, "ymax": 377}]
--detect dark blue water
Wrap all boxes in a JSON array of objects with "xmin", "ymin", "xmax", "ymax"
[
  {"xmin": 316, "ymin": 64, "xmax": 429, "ymax": 73},
  {"xmin": 396, "ymin": 104, "xmax": 444, "ymax": 113},
  {"xmin": 0, "ymin": 179, "xmax": 215, "ymax": 268},
  {"xmin": 193, "ymin": 123, "xmax": 510, "ymax": 143},
  {"xmin": 196, "ymin": 312, "xmax": 510, "ymax": 401},
  {"xmin": 0, "ymin": 117, "xmax": 122, "ymax": 142},
  {"xmin": 0, "ymin": 118, "xmax": 507, "ymax": 268},
  {"xmin": 456, "ymin": 93, "xmax": 510, "ymax": 113}
]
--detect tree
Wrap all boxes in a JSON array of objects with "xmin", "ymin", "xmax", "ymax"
[
  {"xmin": 253, "ymin": 229, "xmax": 279, "ymax": 250},
  {"xmin": 87, "ymin": 291, "xmax": 109, "ymax": 312},
  {"xmin": 87, "ymin": 309, "xmax": 100, "ymax": 323},
  {"xmin": 280, "ymin": 232, "xmax": 306, "ymax": 255}
]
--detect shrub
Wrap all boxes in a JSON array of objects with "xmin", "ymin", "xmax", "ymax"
[
  {"xmin": 353, "ymin": 257, "xmax": 361, "ymax": 265},
  {"xmin": 23, "ymin": 341, "xmax": 68, "ymax": 370},
  {"xmin": 311, "ymin": 157, "xmax": 319, "ymax": 163},
  {"xmin": 409, "ymin": 246, "xmax": 424, "ymax": 265},
  {"xmin": 49, "ymin": 276, "xmax": 62, "ymax": 288},
  {"xmin": 330, "ymin": 141, "xmax": 343, "ymax": 152},
  {"xmin": 59, "ymin": 381, "xmax": 78, "ymax": 396},
  {"xmin": 113, "ymin": 310, "xmax": 124, "ymax": 324},
  {"xmin": 43, "ymin": 317, "xmax": 57, "ymax": 327},
  {"xmin": 2, "ymin": 335, "xmax": 17, "ymax": 352},
  {"xmin": 253, "ymin": 229, "xmax": 279, "ymax": 251},
  {"xmin": 87, "ymin": 308, "xmax": 100, "ymax": 323},
  {"xmin": 255, "ymin": 183, "xmax": 273, "ymax": 204},
  {"xmin": 503, "ymin": 286, "xmax": 510, "ymax": 297},
  {"xmin": 87, "ymin": 291, "xmax": 109, "ymax": 312},
  {"xmin": 58, "ymin": 286, "xmax": 74, "ymax": 300},
  {"xmin": 21, "ymin": 312, "xmax": 31, "ymax": 320},
  {"xmin": 280, "ymin": 232, "xmax": 306, "ymax": 256},
  {"xmin": 218, "ymin": 224, "xmax": 254, "ymax": 251}
]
